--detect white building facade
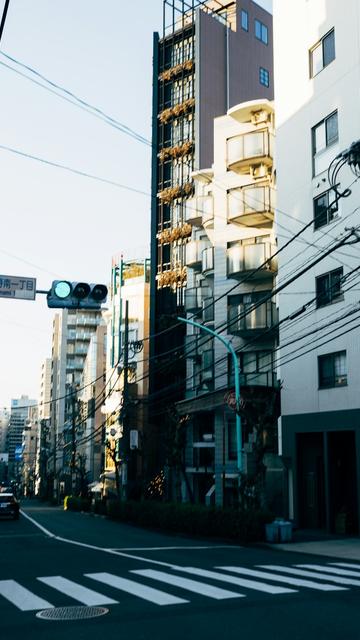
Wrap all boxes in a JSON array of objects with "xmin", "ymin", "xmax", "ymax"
[
  {"xmin": 177, "ymin": 100, "xmax": 281, "ymax": 509},
  {"xmin": 274, "ymin": 0, "xmax": 360, "ymax": 532}
]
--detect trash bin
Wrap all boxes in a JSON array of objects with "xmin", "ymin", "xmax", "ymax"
[
  {"xmin": 265, "ymin": 522, "xmax": 280, "ymax": 543},
  {"xmin": 278, "ymin": 520, "xmax": 293, "ymax": 543}
]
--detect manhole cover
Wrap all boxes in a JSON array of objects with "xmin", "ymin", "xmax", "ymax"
[{"xmin": 36, "ymin": 606, "xmax": 109, "ymax": 621}]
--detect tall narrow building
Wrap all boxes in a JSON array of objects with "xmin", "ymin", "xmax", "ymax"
[{"xmin": 149, "ymin": 0, "xmax": 273, "ymax": 484}]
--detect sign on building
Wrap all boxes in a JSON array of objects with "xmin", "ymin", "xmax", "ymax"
[{"xmin": 0, "ymin": 275, "xmax": 36, "ymax": 300}]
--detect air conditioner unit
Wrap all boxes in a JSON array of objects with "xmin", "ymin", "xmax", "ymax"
[
  {"xmin": 250, "ymin": 164, "xmax": 268, "ymax": 179},
  {"xmin": 251, "ymin": 110, "xmax": 269, "ymax": 125}
]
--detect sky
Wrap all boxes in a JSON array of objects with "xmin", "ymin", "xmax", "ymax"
[{"xmin": 0, "ymin": 0, "xmax": 272, "ymax": 408}]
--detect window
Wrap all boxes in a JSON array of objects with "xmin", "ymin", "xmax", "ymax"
[
  {"xmin": 310, "ymin": 29, "xmax": 335, "ymax": 77},
  {"xmin": 313, "ymin": 190, "xmax": 338, "ymax": 229},
  {"xmin": 312, "ymin": 111, "xmax": 338, "ymax": 175},
  {"xmin": 259, "ymin": 67, "xmax": 269, "ymax": 87},
  {"xmin": 316, "ymin": 267, "xmax": 343, "ymax": 308},
  {"xmin": 255, "ymin": 19, "xmax": 268, "ymax": 44},
  {"xmin": 318, "ymin": 351, "xmax": 347, "ymax": 388},
  {"xmin": 241, "ymin": 9, "xmax": 248, "ymax": 31}
]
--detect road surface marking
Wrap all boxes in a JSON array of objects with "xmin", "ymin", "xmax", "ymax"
[
  {"xmin": 110, "ymin": 545, "xmax": 240, "ymax": 551},
  {"xmin": 330, "ymin": 562, "xmax": 360, "ymax": 570},
  {"xmin": 37, "ymin": 576, "xmax": 118, "ymax": 606},
  {"xmin": 20, "ymin": 510, "xmax": 55, "ymax": 537},
  {"xmin": 172, "ymin": 567, "xmax": 296, "ymax": 595},
  {"xmin": 258, "ymin": 565, "xmax": 360, "ymax": 587},
  {"xmin": 131, "ymin": 569, "xmax": 244, "ymax": 599},
  {"xmin": 295, "ymin": 564, "xmax": 360, "ymax": 578},
  {"xmin": 85, "ymin": 572, "xmax": 189, "ymax": 606},
  {"xmin": 216, "ymin": 566, "xmax": 347, "ymax": 591},
  {"xmin": 0, "ymin": 580, "xmax": 53, "ymax": 611}
]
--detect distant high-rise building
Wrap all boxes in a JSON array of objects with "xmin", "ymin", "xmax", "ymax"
[{"xmin": 7, "ymin": 396, "xmax": 37, "ymax": 483}]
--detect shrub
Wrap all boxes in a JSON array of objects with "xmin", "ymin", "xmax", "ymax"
[
  {"xmin": 105, "ymin": 500, "xmax": 273, "ymax": 543},
  {"xmin": 64, "ymin": 495, "xmax": 91, "ymax": 512}
]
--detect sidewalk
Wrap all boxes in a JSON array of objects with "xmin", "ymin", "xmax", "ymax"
[{"xmin": 268, "ymin": 529, "xmax": 360, "ymax": 560}]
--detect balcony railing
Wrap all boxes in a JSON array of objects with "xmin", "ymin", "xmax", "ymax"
[
  {"xmin": 228, "ymin": 301, "xmax": 278, "ymax": 335},
  {"xmin": 202, "ymin": 297, "xmax": 214, "ymax": 324},
  {"xmin": 202, "ymin": 246, "xmax": 214, "ymax": 273},
  {"xmin": 184, "ymin": 195, "xmax": 213, "ymax": 227},
  {"xmin": 228, "ymin": 184, "xmax": 274, "ymax": 226},
  {"xmin": 227, "ymin": 130, "xmax": 274, "ymax": 173},
  {"xmin": 227, "ymin": 242, "xmax": 277, "ymax": 279},
  {"xmin": 229, "ymin": 370, "xmax": 278, "ymax": 388},
  {"xmin": 185, "ymin": 286, "xmax": 211, "ymax": 312},
  {"xmin": 185, "ymin": 240, "xmax": 208, "ymax": 267},
  {"xmin": 202, "ymin": 349, "xmax": 214, "ymax": 382}
]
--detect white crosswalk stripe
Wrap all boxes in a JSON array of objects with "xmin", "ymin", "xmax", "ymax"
[
  {"xmin": 216, "ymin": 566, "xmax": 347, "ymax": 591},
  {"xmin": 258, "ymin": 565, "xmax": 360, "ymax": 587},
  {"xmin": 170, "ymin": 567, "xmax": 296, "ymax": 595},
  {"xmin": 85, "ymin": 572, "xmax": 189, "ymax": 606},
  {"xmin": 131, "ymin": 569, "xmax": 245, "ymax": 600},
  {"xmin": 295, "ymin": 564, "xmax": 360, "ymax": 578},
  {"xmin": 37, "ymin": 576, "xmax": 118, "ymax": 606},
  {"xmin": 0, "ymin": 580, "xmax": 53, "ymax": 611},
  {"xmin": 330, "ymin": 562, "xmax": 360, "ymax": 570}
]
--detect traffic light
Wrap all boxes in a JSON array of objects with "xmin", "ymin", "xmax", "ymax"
[{"xmin": 47, "ymin": 280, "xmax": 108, "ymax": 309}]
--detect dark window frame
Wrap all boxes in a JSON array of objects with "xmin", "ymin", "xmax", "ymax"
[
  {"xmin": 241, "ymin": 9, "xmax": 248, "ymax": 31},
  {"xmin": 259, "ymin": 66, "xmax": 269, "ymax": 87},
  {"xmin": 312, "ymin": 110, "xmax": 338, "ymax": 175},
  {"xmin": 310, "ymin": 28, "xmax": 335, "ymax": 78},
  {"xmin": 255, "ymin": 19, "xmax": 268, "ymax": 45},
  {"xmin": 318, "ymin": 350, "xmax": 347, "ymax": 389},
  {"xmin": 316, "ymin": 267, "xmax": 343, "ymax": 308},
  {"xmin": 313, "ymin": 189, "xmax": 338, "ymax": 230}
]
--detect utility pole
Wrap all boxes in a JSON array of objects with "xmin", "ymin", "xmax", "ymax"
[
  {"xmin": 0, "ymin": 0, "xmax": 10, "ymax": 43},
  {"xmin": 122, "ymin": 300, "xmax": 130, "ymax": 500},
  {"xmin": 70, "ymin": 383, "xmax": 77, "ymax": 495}
]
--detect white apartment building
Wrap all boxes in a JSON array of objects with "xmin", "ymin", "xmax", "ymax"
[
  {"xmin": 78, "ymin": 323, "xmax": 107, "ymax": 484},
  {"xmin": 39, "ymin": 358, "xmax": 51, "ymax": 420},
  {"xmin": 50, "ymin": 308, "xmax": 102, "ymax": 495},
  {"xmin": 177, "ymin": 99, "xmax": 281, "ymax": 509},
  {"xmin": 0, "ymin": 408, "xmax": 9, "ymax": 453},
  {"xmin": 274, "ymin": 0, "xmax": 360, "ymax": 533}
]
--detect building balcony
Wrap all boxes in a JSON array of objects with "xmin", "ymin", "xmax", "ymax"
[
  {"xmin": 229, "ymin": 370, "xmax": 278, "ymax": 388},
  {"xmin": 227, "ymin": 130, "xmax": 274, "ymax": 174},
  {"xmin": 185, "ymin": 240, "xmax": 208, "ymax": 268},
  {"xmin": 202, "ymin": 297, "xmax": 214, "ymax": 324},
  {"xmin": 185, "ymin": 286, "xmax": 211, "ymax": 312},
  {"xmin": 228, "ymin": 184, "xmax": 274, "ymax": 226},
  {"xmin": 184, "ymin": 195, "xmax": 213, "ymax": 227},
  {"xmin": 228, "ymin": 301, "xmax": 278, "ymax": 336},
  {"xmin": 202, "ymin": 246, "xmax": 214, "ymax": 274},
  {"xmin": 227, "ymin": 242, "xmax": 277, "ymax": 279},
  {"xmin": 202, "ymin": 349, "xmax": 214, "ymax": 382}
]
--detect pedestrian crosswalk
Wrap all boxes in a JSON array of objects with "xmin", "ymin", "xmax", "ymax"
[{"xmin": 1, "ymin": 560, "xmax": 359, "ymax": 612}]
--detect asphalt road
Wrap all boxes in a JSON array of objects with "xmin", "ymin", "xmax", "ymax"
[{"xmin": 1, "ymin": 501, "xmax": 360, "ymax": 640}]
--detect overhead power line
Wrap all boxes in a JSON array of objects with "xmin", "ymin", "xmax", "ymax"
[
  {"xmin": 0, "ymin": 143, "xmax": 149, "ymax": 197},
  {"xmin": 0, "ymin": 51, "xmax": 151, "ymax": 147}
]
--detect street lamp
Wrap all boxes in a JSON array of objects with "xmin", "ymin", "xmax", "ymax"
[{"xmin": 177, "ymin": 316, "xmax": 242, "ymax": 474}]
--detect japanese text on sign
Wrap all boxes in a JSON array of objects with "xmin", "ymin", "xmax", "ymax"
[{"xmin": 0, "ymin": 275, "xmax": 36, "ymax": 300}]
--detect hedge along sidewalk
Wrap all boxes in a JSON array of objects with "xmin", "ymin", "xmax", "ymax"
[{"xmin": 64, "ymin": 496, "xmax": 273, "ymax": 544}]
